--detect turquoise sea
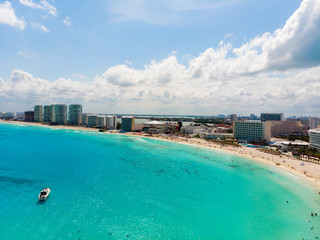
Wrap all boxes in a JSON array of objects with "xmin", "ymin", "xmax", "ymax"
[{"xmin": 0, "ymin": 123, "xmax": 319, "ymax": 239}]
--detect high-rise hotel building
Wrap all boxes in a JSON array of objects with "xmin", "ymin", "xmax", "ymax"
[
  {"xmin": 34, "ymin": 105, "xmax": 43, "ymax": 122},
  {"xmin": 69, "ymin": 104, "xmax": 82, "ymax": 125},
  {"xmin": 106, "ymin": 116, "xmax": 117, "ymax": 129},
  {"xmin": 43, "ymin": 105, "xmax": 50, "ymax": 122},
  {"xmin": 51, "ymin": 104, "xmax": 67, "ymax": 125},
  {"xmin": 234, "ymin": 121, "xmax": 271, "ymax": 142},
  {"xmin": 309, "ymin": 129, "xmax": 320, "ymax": 151},
  {"xmin": 121, "ymin": 116, "xmax": 135, "ymax": 132}
]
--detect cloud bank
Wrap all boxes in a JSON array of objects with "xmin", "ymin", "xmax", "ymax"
[
  {"xmin": 0, "ymin": 1, "xmax": 26, "ymax": 30},
  {"xmin": 1, "ymin": 0, "xmax": 320, "ymax": 115},
  {"xmin": 19, "ymin": 0, "xmax": 57, "ymax": 16}
]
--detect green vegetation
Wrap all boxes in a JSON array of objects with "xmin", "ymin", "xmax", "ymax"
[
  {"xmin": 288, "ymin": 135, "xmax": 309, "ymax": 142},
  {"xmin": 297, "ymin": 147, "xmax": 320, "ymax": 158},
  {"xmin": 248, "ymin": 139, "xmax": 268, "ymax": 146}
]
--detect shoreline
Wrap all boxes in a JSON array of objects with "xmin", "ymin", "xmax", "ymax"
[{"xmin": 2, "ymin": 120, "xmax": 320, "ymax": 189}]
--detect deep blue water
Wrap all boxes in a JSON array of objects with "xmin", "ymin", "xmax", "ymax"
[{"xmin": 0, "ymin": 122, "xmax": 319, "ymax": 239}]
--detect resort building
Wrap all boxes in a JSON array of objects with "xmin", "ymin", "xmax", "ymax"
[
  {"xmin": 43, "ymin": 105, "xmax": 50, "ymax": 122},
  {"xmin": 87, "ymin": 115, "xmax": 98, "ymax": 127},
  {"xmin": 24, "ymin": 111, "xmax": 34, "ymax": 122},
  {"xmin": 181, "ymin": 125, "xmax": 210, "ymax": 134},
  {"xmin": 261, "ymin": 113, "xmax": 283, "ymax": 122},
  {"xmin": 69, "ymin": 104, "xmax": 82, "ymax": 125},
  {"xmin": 309, "ymin": 129, "xmax": 320, "ymax": 151},
  {"xmin": 199, "ymin": 132, "xmax": 233, "ymax": 140},
  {"xmin": 0, "ymin": 112, "xmax": 16, "ymax": 120},
  {"xmin": 34, "ymin": 105, "xmax": 43, "ymax": 122},
  {"xmin": 270, "ymin": 121, "xmax": 308, "ymax": 137},
  {"xmin": 309, "ymin": 117, "xmax": 320, "ymax": 129},
  {"xmin": 49, "ymin": 104, "xmax": 55, "ymax": 123},
  {"xmin": 142, "ymin": 121, "xmax": 168, "ymax": 134},
  {"xmin": 233, "ymin": 121, "xmax": 271, "ymax": 142},
  {"xmin": 121, "ymin": 116, "xmax": 135, "ymax": 132},
  {"xmin": 51, "ymin": 104, "xmax": 67, "ymax": 125},
  {"xmin": 81, "ymin": 113, "xmax": 90, "ymax": 125},
  {"xmin": 97, "ymin": 116, "xmax": 107, "ymax": 128},
  {"xmin": 106, "ymin": 116, "xmax": 117, "ymax": 129}
]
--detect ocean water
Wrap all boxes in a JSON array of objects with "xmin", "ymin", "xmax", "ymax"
[{"xmin": 0, "ymin": 123, "xmax": 319, "ymax": 240}]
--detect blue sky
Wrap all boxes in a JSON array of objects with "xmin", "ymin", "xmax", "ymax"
[{"xmin": 0, "ymin": 0, "xmax": 319, "ymax": 116}]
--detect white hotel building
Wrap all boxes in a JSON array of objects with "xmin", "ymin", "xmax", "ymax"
[{"xmin": 309, "ymin": 129, "xmax": 320, "ymax": 151}]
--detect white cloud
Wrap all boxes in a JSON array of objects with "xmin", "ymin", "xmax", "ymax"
[
  {"xmin": 1, "ymin": 0, "xmax": 320, "ymax": 115},
  {"xmin": 30, "ymin": 21, "xmax": 49, "ymax": 32},
  {"xmin": 63, "ymin": 16, "xmax": 71, "ymax": 26},
  {"xmin": 0, "ymin": 1, "xmax": 26, "ymax": 30},
  {"xmin": 19, "ymin": 0, "xmax": 57, "ymax": 16}
]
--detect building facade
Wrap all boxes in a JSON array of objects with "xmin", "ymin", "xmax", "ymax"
[
  {"xmin": 309, "ymin": 129, "xmax": 320, "ymax": 151},
  {"xmin": 49, "ymin": 104, "xmax": 55, "ymax": 123},
  {"xmin": 233, "ymin": 121, "xmax": 271, "ymax": 142},
  {"xmin": 34, "ymin": 105, "xmax": 43, "ymax": 122},
  {"xmin": 87, "ymin": 115, "xmax": 98, "ymax": 127},
  {"xmin": 106, "ymin": 116, "xmax": 117, "ymax": 129},
  {"xmin": 97, "ymin": 116, "xmax": 107, "ymax": 128},
  {"xmin": 82, "ymin": 113, "xmax": 89, "ymax": 125},
  {"xmin": 142, "ymin": 121, "xmax": 168, "ymax": 134},
  {"xmin": 52, "ymin": 104, "xmax": 67, "ymax": 125},
  {"xmin": 270, "ymin": 121, "xmax": 308, "ymax": 137},
  {"xmin": 43, "ymin": 105, "xmax": 50, "ymax": 122},
  {"xmin": 199, "ymin": 132, "xmax": 233, "ymax": 140},
  {"xmin": 230, "ymin": 114, "xmax": 237, "ymax": 122},
  {"xmin": 25, "ymin": 111, "xmax": 34, "ymax": 122},
  {"xmin": 309, "ymin": 117, "xmax": 320, "ymax": 130},
  {"xmin": 261, "ymin": 113, "xmax": 283, "ymax": 122},
  {"xmin": 121, "ymin": 116, "xmax": 135, "ymax": 132},
  {"xmin": 69, "ymin": 104, "xmax": 82, "ymax": 125},
  {"xmin": 0, "ymin": 112, "xmax": 16, "ymax": 120}
]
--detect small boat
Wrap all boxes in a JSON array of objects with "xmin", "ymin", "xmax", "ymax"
[{"xmin": 38, "ymin": 188, "xmax": 51, "ymax": 201}]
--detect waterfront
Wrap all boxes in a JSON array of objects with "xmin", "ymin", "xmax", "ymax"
[{"xmin": 0, "ymin": 123, "xmax": 319, "ymax": 239}]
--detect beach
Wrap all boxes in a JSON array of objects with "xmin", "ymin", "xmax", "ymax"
[{"xmin": 2, "ymin": 119, "xmax": 320, "ymax": 189}]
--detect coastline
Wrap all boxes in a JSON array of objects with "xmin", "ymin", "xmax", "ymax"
[{"xmin": 2, "ymin": 120, "xmax": 320, "ymax": 189}]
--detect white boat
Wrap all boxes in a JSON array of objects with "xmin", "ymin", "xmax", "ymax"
[{"xmin": 38, "ymin": 188, "xmax": 51, "ymax": 201}]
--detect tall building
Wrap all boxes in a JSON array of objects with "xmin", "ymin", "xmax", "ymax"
[
  {"xmin": 51, "ymin": 104, "xmax": 67, "ymax": 125},
  {"xmin": 25, "ymin": 111, "xmax": 34, "ymax": 122},
  {"xmin": 88, "ymin": 115, "xmax": 98, "ymax": 127},
  {"xmin": 309, "ymin": 117, "xmax": 320, "ymax": 129},
  {"xmin": 43, "ymin": 105, "xmax": 50, "ymax": 122},
  {"xmin": 234, "ymin": 121, "xmax": 271, "ymax": 142},
  {"xmin": 261, "ymin": 113, "xmax": 283, "ymax": 122},
  {"xmin": 34, "ymin": 105, "xmax": 43, "ymax": 122},
  {"xmin": 69, "ymin": 104, "xmax": 82, "ymax": 125},
  {"xmin": 106, "ymin": 115, "xmax": 117, "ymax": 129},
  {"xmin": 121, "ymin": 116, "xmax": 135, "ymax": 132},
  {"xmin": 82, "ymin": 113, "xmax": 89, "ymax": 125},
  {"xmin": 309, "ymin": 129, "xmax": 320, "ymax": 151},
  {"xmin": 49, "ymin": 104, "xmax": 55, "ymax": 123},
  {"xmin": 97, "ymin": 116, "xmax": 107, "ymax": 128},
  {"xmin": 230, "ymin": 114, "xmax": 237, "ymax": 122}
]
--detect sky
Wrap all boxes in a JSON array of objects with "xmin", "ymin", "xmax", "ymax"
[{"xmin": 0, "ymin": 0, "xmax": 319, "ymax": 116}]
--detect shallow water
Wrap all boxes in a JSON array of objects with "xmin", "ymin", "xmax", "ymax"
[{"xmin": 0, "ymin": 123, "xmax": 319, "ymax": 239}]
